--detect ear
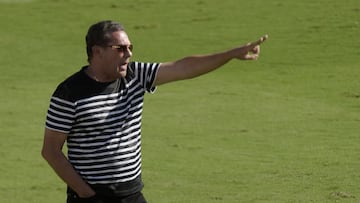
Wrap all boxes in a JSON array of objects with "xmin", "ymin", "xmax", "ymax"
[{"xmin": 92, "ymin": 45, "xmax": 104, "ymax": 58}]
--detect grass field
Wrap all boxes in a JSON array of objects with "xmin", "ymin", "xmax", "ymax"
[{"xmin": 0, "ymin": 0, "xmax": 359, "ymax": 202}]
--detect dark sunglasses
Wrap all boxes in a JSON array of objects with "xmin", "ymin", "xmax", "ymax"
[{"xmin": 108, "ymin": 44, "xmax": 133, "ymax": 52}]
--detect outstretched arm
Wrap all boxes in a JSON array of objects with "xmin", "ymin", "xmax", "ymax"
[{"xmin": 154, "ymin": 35, "xmax": 268, "ymax": 86}]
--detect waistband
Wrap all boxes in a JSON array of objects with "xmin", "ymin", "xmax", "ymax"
[{"xmin": 68, "ymin": 175, "xmax": 144, "ymax": 197}]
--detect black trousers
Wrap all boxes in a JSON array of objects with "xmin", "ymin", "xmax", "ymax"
[{"xmin": 67, "ymin": 191, "xmax": 147, "ymax": 203}]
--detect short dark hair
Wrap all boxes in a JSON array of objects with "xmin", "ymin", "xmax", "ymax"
[{"xmin": 85, "ymin": 20, "xmax": 125, "ymax": 62}]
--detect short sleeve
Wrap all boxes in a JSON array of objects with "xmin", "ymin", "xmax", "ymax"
[
  {"xmin": 45, "ymin": 84, "xmax": 76, "ymax": 134},
  {"xmin": 128, "ymin": 62, "xmax": 160, "ymax": 93}
]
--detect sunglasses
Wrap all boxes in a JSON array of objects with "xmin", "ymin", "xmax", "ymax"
[{"xmin": 108, "ymin": 44, "xmax": 133, "ymax": 52}]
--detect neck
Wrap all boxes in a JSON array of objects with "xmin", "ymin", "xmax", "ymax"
[
  {"xmin": 85, "ymin": 65, "xmax": 102, "ymax": 82},
  {"xmin": 85, "ymin": 64, "xmax": 125, "ymax": 82}
]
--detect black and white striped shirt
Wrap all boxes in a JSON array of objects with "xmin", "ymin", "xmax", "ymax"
[{"xmin": 45, "ymin": 62, "xmax": 159, "ymax": 189}]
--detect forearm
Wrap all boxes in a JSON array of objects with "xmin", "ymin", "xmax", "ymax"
[
  {"xmin": 156, "ymin": 49, "xmax": 236, "ymax": 85},
  {"xmin": 42, "ymin": 150, "xmax": 95, "ymax": 197},
  {"xmin": 174, "ymin": 49, "xmax": 235, "ymax": 79}
]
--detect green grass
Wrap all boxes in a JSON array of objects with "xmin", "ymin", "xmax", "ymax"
[{"xmin": 0, "ymin": 0, "xmax": 359, "ymax": 202}]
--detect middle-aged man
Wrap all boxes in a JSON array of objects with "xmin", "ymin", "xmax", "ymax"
[{"xmin": 42, "ymin": 20, "xmax": 268, "ymax": 203}]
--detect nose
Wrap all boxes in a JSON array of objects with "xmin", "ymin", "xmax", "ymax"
[
  {"xmin": 125, "ymin": 47, "xmax": 132, "ymax": 58},
  {"xmin": 124, "ymin": 46, "xmax": 132, "ymax": 57}
]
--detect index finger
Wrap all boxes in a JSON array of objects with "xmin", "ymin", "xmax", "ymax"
[{"xmin": 251, "ymin": 34, "xmax": 268, "ymax": 46}]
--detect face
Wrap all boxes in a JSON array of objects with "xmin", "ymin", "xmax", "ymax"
[{"xmin": 99, "ymin": 31, "xmax": 133, "ymax": 79}]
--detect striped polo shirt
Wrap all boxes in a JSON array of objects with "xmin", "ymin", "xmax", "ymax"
[{"xmin": 45, "ymin": 62, "xmax": 159, "ymax": 190}]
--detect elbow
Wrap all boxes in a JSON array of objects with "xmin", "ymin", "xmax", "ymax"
[
  {"xmin": 41, "ymin": 147, "xmax": 62, "ymax": 166},
  {"xmin": 41, "ymin": 144, "xmax": 57, "ymax": 163},
  {"xmin": 41, "ymin": 146, "xmax": 50, "ymax": 161}
]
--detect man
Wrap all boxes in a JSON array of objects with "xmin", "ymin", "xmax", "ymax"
[{"xmin": 41, "ymin": 20, "xmax": 268, "ymax": 203}]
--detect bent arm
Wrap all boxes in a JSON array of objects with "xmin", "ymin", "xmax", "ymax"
[
  {"xmin": 154, "ymin": 35, "xmax": 268, "ymax": 86},
  {"xmin": 41, "ymin": 128, "xmax": 95, "ymax": 198}
]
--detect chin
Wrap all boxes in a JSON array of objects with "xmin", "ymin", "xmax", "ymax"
[
  {"xmin": 117, "ymin": 66, "xmax": 127, "ymax": 78},
  {"xmin": 119, "ymin": 70, "xmax": 127, "ymax": 78}
]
